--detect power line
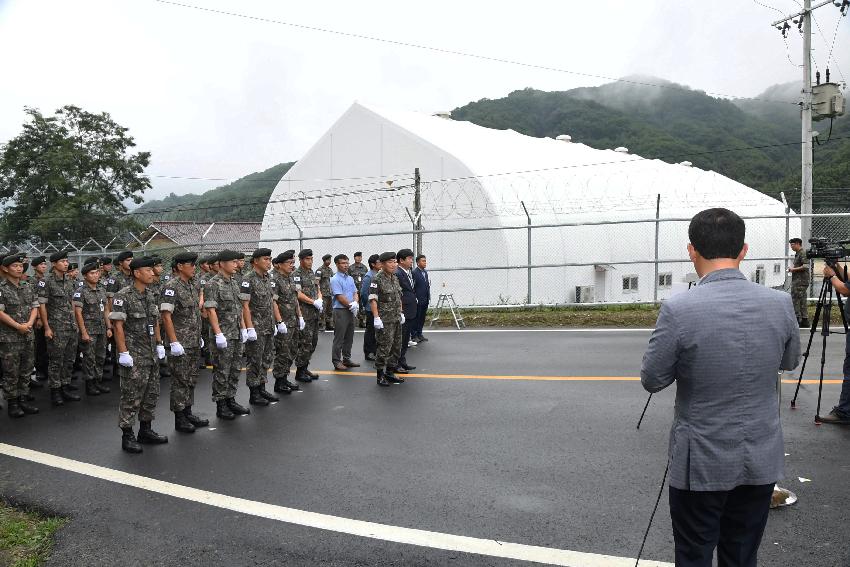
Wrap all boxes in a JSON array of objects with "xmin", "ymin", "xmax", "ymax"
[
  {"xmin": 152, "ymin": 0, "xmax": 799, "ymax": 106},
  {"xmin": 811, "ymin": 10, "xmax": 846, "ymax": 82}
]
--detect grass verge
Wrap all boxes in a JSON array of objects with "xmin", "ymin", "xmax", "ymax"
[
  {"xmin": 0, "ymin": 500, "xmax": 66, "ymax": 567},
  {"xmin": 429, "ymin": 304, "xmax": 662, "ymax": 328}
]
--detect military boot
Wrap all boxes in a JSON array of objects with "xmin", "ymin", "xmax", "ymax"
[
  {"xmin": 184, "ymin": 406, "xmax": 209, "ymax": 427},
  {"xmin": 29, "ymin": 376, "xmax": 43, "ymax": 389},
  {"xmin": 216, "ymin": 399, "xmax": 235, "ymax": 420},
  {"xmin": 50, "ymin": 388, "xmax": 65, "ymax": 406},
  {"xmin": 248, "ymin": 386, "xmax": 270, "ymax": 406},
  {"xmin": 60, "ymin": 385, "xmax": 81, "ymax": 402},
  {"xmin": 159, "ymin": 361, "xmax": 171, "ymax": 378},
  {"xmin": 121, "ymin": 427, "xmax": 143, "ymax": 453},
  {"xmin": 305, "ymin": 367, "xmax": 319, "ymax": 380},
  {"xmin": 85, "ymin": 381, "xmax": 101, "ymax": 396},
  {"xmin": 258, "ymin": 384, "xmax": 279, "ymax": 402},
  {"xmin": 273, "ymin": 377, "xmax": 292, "ymax": 394},
  {"xmin": 384, "ymin": 368, "xmax": 403, "ymax": 383},
  {"xmin": 174, "ymin": 411, "xmax": 196, "ymax": 433},
  {"xmin": 285, "ymin": 377, "xmax": 300, "ymax": 391},
  {"xmin": 18, "ymin": 397, "xmax": 39, "ymax": 415},
  {"xmin": 7, "ymin": 399, "xmax": 25, "ymax": 418},
  {"xmin": 96, "ymin": 382, "xmax": 111, "ymax": 394},
  {"xmin": 294, "ymin": 367, "xmax": 311, "ymax": 383},
  {"xmin": 137, "ymin": 420, "xmax": 168, "ymax": 444},
  {"xmin": 376, "ymin": 369, "xmax": 390, "ymax": 387},
  {"xmin": 227, "ymin": 398, "xmax": 250, "ymax": 415}
]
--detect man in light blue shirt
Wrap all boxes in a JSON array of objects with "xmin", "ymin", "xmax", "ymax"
[{"xmin": 329, "ymin": 254, "xmax": 359, "ymax": 371}]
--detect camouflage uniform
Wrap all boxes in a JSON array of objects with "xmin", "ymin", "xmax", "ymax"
[
  {"xmin": 33, "ymin": 272, "xmax": 48, "ymax": 379},
  {"xmin": 273, "ymin": 270, "xmax": 299, "ymax": 379},
  {"xmin": 294, "ymin": 266, "xmax": 321, "ymax": 367},
  {"xmin": 369, "ymin": 270, "xmax": 403, "ymax": 371},
  {"xmin": 37, "ymin": 271, "xmax": 78, "ymax": 389},
  {"xmin": 791, "ymin": 249, "xmax": 809, "ymax": 325},
  {"xmin": 72, "ymin": 284, "xmax": 108, "ymax": 386},
  {"xmin": 196, "ymin": 271, "xmax": 212, "ymax": 365},
  {"xmin": 161, "ymin": 276, "xmax": 201, "ymax": 412},
  {"xmin": 0, "ymin": 278, "xmax": 38, "ymax": 400},
  {"xmin": 109, "ymin": 285, "xmax": 160, "ymax": 429},
  {"xmin": 349, "ymin": 261, "xmax": 369, "ymax": 326},
  {"xmin": 106, "ymin": 270, "xmax": 133, "ymax": 299},
  {"xmin": 240, "ymin": 269, "xmax": 276, "ymax": 388},
  {"xmin": 204, "ymin": 273, "xmax": 243, "ymax": 401},
  {"xmin": 316, "ymin": 263, "xmax": 334, "ymax": 329}
]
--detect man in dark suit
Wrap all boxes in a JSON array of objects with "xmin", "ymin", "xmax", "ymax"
[
  {"xmin": 641, "ymin": 208, "xmax": 800, "ymax": 567},
  {"xmin": 394, "ymin": 249, "xmax": 417, "ymax": 372},
  {"xmin": 412, "ymin": 254, "xmax": 430, "ymax": 342}
]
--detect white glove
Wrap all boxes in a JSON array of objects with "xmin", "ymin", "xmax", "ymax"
[
  {"xmin": 246, "ymin": 327, "xmax": 257, "ymax": 341},
  {"xmin": 156, "ymin": 344, "xmax": 166, "ymax": 360},
  {"xmin": 298, "ymin": 317, "xmax": 305, "ymax": 330},
  {"xmin": 276, "ymin": 321, "xmax": 287, "ymax": 334},
  {"xmin": 373, "ymin": 316, "xmax": 384, "ymax": 330},
  {"xmin": 170, "ymin": 342, "xmax": 185, "ymax": 356},
  {"xmin": 215, "ymin": 333, "xmax": 227, "ymax": 349},
  {"xmin": 349, "ymin": 301, "xmax": 359, "ymax": 314},
  {"xmin": 313, "ymin": 298, "xmax": 323, "ymax": 312},
  {"xmin": 400, "ymin": 313, "xmax": 406, "ymax": 325},
  {"xmin": 118, "ymin": 351, "xmax": 134, "ymax": 367},
  {"xmin": 200, "ymin": 338, "xmax": 205, "ymax": 348},
  {"xmin": 240, "ymin": 328, "xmax": 249, "ymax": 343}
]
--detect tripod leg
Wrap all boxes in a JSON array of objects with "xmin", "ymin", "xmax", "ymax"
[
  {"xmin": 835, "ymin": 291, "xmax": 849, "ymax": 333},
  {"xmin": 792, "ymin": 280, "xmax": 829, "ymax": 408},
  {"xmin": 636, "ymin": 394, "xmax": 652, "ymax": 430},
  {"xmin": 814, "ymin": 284, "xmax": 833, "ymax": 423}
]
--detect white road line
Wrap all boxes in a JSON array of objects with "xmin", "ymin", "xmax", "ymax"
[{"xmin": 0, "ymin": 443, "xmax": 672, "ymax": 567}]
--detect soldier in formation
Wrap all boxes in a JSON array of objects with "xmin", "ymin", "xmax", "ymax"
[
  {"xmin": 369, "ymin": 251, "xmax": 405, "ymax": 387},
  {"xmin": 240, "ymin": 248, "xmax": 280, "ymax": 406},
  {"xmin": 316, "ymin": 253, "xmax": 334, "ymax": 331},
  {"xmin": 72, "ymin": 262, "xmax": 111, "ymax": 396},
  {"xmin": 349, "ymin": 252, "xmax": 368, "ymax": 328},
  {"xmin": 293, "ymin": 249, "xmax": 324, "ymax": 382},
  {"xmin": 271, "ymin": 250, "xmax": 303, "ymax": 393},
  {"xmin": 109, "ymin": 256, "xmax": 168, "ymax": 453},
  {"xmin": 0, "ymin": 252, "xmax": 40, "ymax": 417}
]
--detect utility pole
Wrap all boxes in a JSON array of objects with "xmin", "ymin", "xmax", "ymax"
[
  {"xmin": 771, "ymin": 0, "xmax": 843, "ymax": 242},
  {"xmin": 414, "ymin": 167, "xmax": 422, "ymax": 256}
]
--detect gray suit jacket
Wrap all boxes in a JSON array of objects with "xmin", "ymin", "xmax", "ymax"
[{"xmin": 641, "ymin": 268, "xmax": 800, "ymax": 491}]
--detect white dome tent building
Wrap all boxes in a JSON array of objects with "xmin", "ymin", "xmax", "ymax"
[{"xmin": 260, "ymin": 102, "xmax": 796, "ymax": 306}]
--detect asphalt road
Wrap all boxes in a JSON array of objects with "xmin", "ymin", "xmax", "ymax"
[{"xmin": 1, "ymin": 328, "xmax": 848, "ymax": 566}]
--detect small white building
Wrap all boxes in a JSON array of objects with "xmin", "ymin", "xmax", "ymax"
[{"xmin": 261, "ymin": 102, "xmax": 796, "ymax": 305}]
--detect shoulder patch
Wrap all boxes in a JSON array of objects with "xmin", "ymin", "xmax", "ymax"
[
  {"xmin": 270, "ymin": 281, "xmax": 276, "ymax": 287},
  {"xmin": 113, "ymin": 299, "xmax": 124, "ymax": 306},
  {"xmin": 293, "ymin": 276, "xmax": 301, "ymax": 282},
  {"xmin": 200, "ymin": 279, "xmax": 206, "ymax": 285},
  {"xmin": 108, "ymin": 278, "xmax": 115, "ymax": 284},
  {"xmin": 241, "ymin": 281, "xmax": 250, "ymax": 288},
  {"xmin": 73, "ymin": 292, "xmax": 81, "ymax": 298},
  {"xmin": 370, "ymin": 282, "xmax": 378, "ymax": 288},
  {"xmin": 38, "ymin": 280, "xmax": 46, "ymax": 287},
  {"xmin": 164, "ymin": 289, "xmax": 175, "ymax": 297},
  {"xmin": 78, "ymin": 281, "xmax": 84, "ymax": 287}
]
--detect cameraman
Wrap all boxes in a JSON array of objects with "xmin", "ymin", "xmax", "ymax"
[{"xmin": 819, "ymin": 263, "xmax": 850, "ymax": 425}]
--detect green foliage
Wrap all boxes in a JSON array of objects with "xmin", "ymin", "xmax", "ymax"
[
  {"xmin": 452, "ymin": 79, "xmax": 850, "ymax": 208},
  {"xmin": 0, "ymin": 105, "xmax": 151, "ymax": 243},
  {"xmin": 0, "ymin": 501, "xmax": 66, "ymax": 567},
  {"xmin": 133, "ymin": 161, "xmax": 294, "ymax": 223}
]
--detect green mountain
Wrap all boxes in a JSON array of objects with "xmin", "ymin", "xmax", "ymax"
[
  {"xmin": 451, "ymin": 77, "xmax": 849, "ymax": 209},
  {"xmin": 134, "ymin": 161, "xmax": 295, "ymax": 222}
]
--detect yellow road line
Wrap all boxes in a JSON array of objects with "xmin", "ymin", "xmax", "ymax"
[{"xmin": 312, "ymin": 371, "xmax": 843, "ymax": 384}]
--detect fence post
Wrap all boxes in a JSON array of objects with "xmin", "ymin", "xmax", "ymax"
[
  {"xmin": 289, "ymin": 216, "xmax": 303, "ymax": 252},
  {"xmin": 414, "ymin": 167, "xmax": 422, "ymax": 256},
  {"xmin": 653, "ymin": 194, "xmax": 660, "ymax": 304},
  {"xmin": 521, "ymin": 200, "xmax": 531, "ymax": 304},
  {"xmin": 781, "ymin": 192, "xmax": 791, "ymax": 288}
]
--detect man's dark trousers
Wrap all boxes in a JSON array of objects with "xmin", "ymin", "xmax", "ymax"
[
  {"xmin": 669, "ymin": 483, "xmax": 774, "ymax": 567},
  {"xmin": 413, "ymin": 302, "xmax": 428, "ymax": 338},
  {"xmin": 363, "ymin": 312, "xmax": 377, "ymax": 357}
]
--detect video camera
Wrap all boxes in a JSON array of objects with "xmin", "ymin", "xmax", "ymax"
[{"xmin": 807, "ymin": 237, "xmax": 850, "ymax": 263}]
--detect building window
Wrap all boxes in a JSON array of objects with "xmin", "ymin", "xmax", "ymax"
[
  {"xmin": 623, "ymin": 275, "xmax": 639, "ymax": 293},
  {"xmin": 774, "ymin": 263, "xmax": 782, "ymax": 274},
  {"xmin": 657, "ymin": 272, "xmax": 673, "ymax": 289}
]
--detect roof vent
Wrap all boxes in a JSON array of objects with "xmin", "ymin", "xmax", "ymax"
[
  {"xmin": 432, "ymin": 111, "xmax": 452, "ymax": 120},
  {"xmin": 555, "ymin": 134, "xmax": 572, "ymax": 143},
  {"xmin": 614, "ymin": 146, "xmax": 629, "ymax": 153},
  {"xmin": 679, "ymin": 161, "xmax": 693, "ymax": 167}
]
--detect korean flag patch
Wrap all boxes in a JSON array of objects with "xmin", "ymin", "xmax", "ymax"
[
  {"xmin": 241, "ymin": 281, "xmax": 250, "ymax": 288},
  {"xmin": 270, "ymin": 282, "xmax": 276, "ymax": 288},
  {"xmin": 370, "ymin": 283, "xmax": 378, "ymax": 288},
  {"xmin": 38, "ymin": 280, "xmax": 46, "ymax": 288},
  {"xmin": 293, "ymin": 276, "xmax": 301, "ymax": 282},
  {"xmin": 164, "ymin": 289, "xmax": 175, "ymax": 297},
  {"xmin": 73, "ymin": 292, "xmax": 81, "ymax": 299},
  {"xmin": 113, "ymin": 299, "xmax": 124, "ymax": 307}
]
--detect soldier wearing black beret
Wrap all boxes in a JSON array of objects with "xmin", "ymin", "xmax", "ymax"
[
  {"xmin": 292, "ymin": 249, "xmax": 324, "ymax": 382},
  {"xmin": 316, "ymin": 254, "xmax": 335, "ymax": 331}
]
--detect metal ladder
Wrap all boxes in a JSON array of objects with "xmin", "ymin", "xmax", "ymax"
[{"xmin": 428, "ymin": 292, "xmax": 466, "ymax": 329}]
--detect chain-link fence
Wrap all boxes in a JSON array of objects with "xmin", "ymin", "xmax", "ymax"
[{"xmin": 6, "ymin": 208, "xmax": 845, "ymax": 308}]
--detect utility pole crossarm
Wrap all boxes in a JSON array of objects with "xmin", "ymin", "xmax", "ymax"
[{"xmin": 770, "ymin": 0, "xmax": 835, "ymax": 26}]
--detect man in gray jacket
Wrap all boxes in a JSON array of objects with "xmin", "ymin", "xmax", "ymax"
[{"xmin": 641, "ymin": 208, "xmax": 800, "ymax": 567}]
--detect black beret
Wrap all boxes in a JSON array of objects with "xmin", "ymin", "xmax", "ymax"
[
  {"xmin": 84, "ymin": 256, "xmax": 100, "ymax": 265},
  {"xmin": 1, "ymin": 253, "xmax": 25, "ymax": 267},
  {"xmin": 115, "ymin": 251, "xmax": 134, "ymax": 263},
  {"xmin": 68, "ymin": 263, "xmax": 78, "ymax": 271},
  {"xmin": 49, "ymin": 251, "xmax": 68, "ymax": 262},
  {"xmin": 298, "ymin": 249, "xmax": 313, "ymax": 259},
  {"xmin": 198, "ymin": 255, "xmax": 210, "ymax": 264},
  {"xmin": 217, "ymin": 249, "xmax": 241, "ymax": 262},
  {"xmin": 235, "ymin": 251, "xmax": 245, "ymax": 260},
  {"xmin": 354, "ymin": 251, "xmax": 362, "ymax": 257},
  {"xmin": 149, "ymin": 256, "xmax": 163, "ymax": 266},
  {"xmin": 129, "ymin": 256, "xmax": 156, "ymax": 270},
  {"xmin": 281, "ymin": 250, "xmax": 295, "ymax": 262},
  {"xmin": 396, "ymin": 248, "xmax": 414, "ymax": 261},
  {"xmin": 271, "ymin": 253, "xmax": 283, "ymax": 264},
  {"xmin": 379, "ymin": 251, "xmax": 397, "ymax": 262},
  {"xmin": 81, "ymin": 262, "xmax": 100, "ymax": 275},
  {"xmin": 322, "ymin": 254, "xmax": 332, "ymax": 261},
  {"xmin": 31, "ymin": 256, "xmax": 47, "ymax": 266},
  {"xmin": 173, "ymin": 252, "xmax": 198, "ymax": 265},
  {"xmin": 100, "ymin": 256, "xmax": 113, "ymax": 265},
  {"xmin": 206, "ymin": 253, "xmax": 219, "ymax": 263},
  {"xmin": 251, "ymin": 247, "xmax": 272, "ymax": 259}
]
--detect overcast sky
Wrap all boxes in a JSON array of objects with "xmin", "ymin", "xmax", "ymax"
[{"xmin": 1, "ymin": 0, "xmax": 847, "ymax": 203}]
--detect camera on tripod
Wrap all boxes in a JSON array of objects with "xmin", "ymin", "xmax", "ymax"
[{"xmin": 807, "ymin": 237, "xmax": 850, "ymax": 264}]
